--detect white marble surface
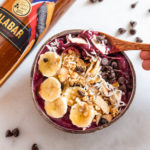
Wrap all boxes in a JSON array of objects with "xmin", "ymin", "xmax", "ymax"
[{"xmin": 0, "ymin": 0, "xmax": 150, "ymax": 150}]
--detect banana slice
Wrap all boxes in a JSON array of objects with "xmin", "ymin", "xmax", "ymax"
[
  {"xmin": 70, "ymin": 102, "xmax": 95, "ymax": 128},
  {"xmin": 38, "ymin": 52, "xmax": 61, "ymax": 77},
  {"xmin": 45, "ymin": 96, "xmax": 67, "ymax": 118},
  {"xmin": 64, "ymin": 87, "xmax": 86, "ymax": 106},
  {"xmin": 39, "ymin": 77, "xmax": 61, "ymax": 102}
]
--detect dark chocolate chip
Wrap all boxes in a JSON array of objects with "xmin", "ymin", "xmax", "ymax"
[
  {"xmin": 90, "ymin": 0, "xmax": 97, "ymax": 3},
  {"xmin": 75, "ymin": 67, "xmax": 84, "ymax": 73},
  {"xmin": 148, "ymin": 9, "xmax": 150, "ymax": 13},
  {"xmin": 101, "ymin": 58, "xmax": 109, "ymax": 66},
  {"xmin": 105, "ymin": 66, "xmax": 113, "ymax": 71},
  {"xmin": 110, "ymin": 78, "xmax": 117, "ymax": 84},
  {"xmin": 5, "ymin": 130, "xmax": 13, "ymax": 137},
  {"xmin": 101, "ymin": 72, "xmax": 107, "ymax": 76},
  {"xmin": 12, "ymin": 128, "xmax": 19, "ymax": 137},
  {"xmin": 111, "ymin": 61, "xmax": 118, "ymax": 69},
  {"xmin": 129, "ymin": 29, "xmax": 136, "ymax": 35},
  {"xmin": 110, "ymin": 72, "xmax": 116, "ymax": 79},
  {"xmin": 61, "ymin": 83, "xmax": 64, "ymax": 90},
  {"xmin": 78, "ymin": 90, "xmax": 85, "ymax": 97},
  {"xmin": 118, "ymin": 77, "xmax": 125, "ymax": 84},
  {"xmin": 118, "ymin": 28, "xmax": 126, "ymax": 34},
  {"xmin": 96, "ymin": 36, "xmax": 105, "ymax": 43},
  {"xmin": 43, "ymin": 58, "xmax": 48, "ymax": 63},
  {"xmin": 127, "ymin": 84, "xmax": 133, "ymax": 90},
  {"xmin": 101, "ymin": 72, "xmax": 108, "ymax": 80},
  {"xmin": 104, "ymin": 39, "xmax": 108, "ymax": 45},
  {"xmin": 101, "ymin": 66, "xmax": 107, "ymax": 71},
  {"xmin": 100, "ymin": 118, "xmax": 108, "ymax": 125},
  {"xmin": 131, "ymin": 2, "xmax": 138, "ymax": 9},
  {"xmin": 135, "ymin": 37, "xmax": 143, "ymax": 43},
  {"xmin": 119, "ymin": 84, "xmax": 126, "ymax": 91},
  {"xmin": 102, "ymin": 75, "xmax": 108, "ymax": 81},
  {"xmin": 130, "ymin": 21, "xmax": 137, "ymax": 27},
  {"xmin": 98, "ymin": 0, "xmax": 103, "ymax": 2},
  {"xmin": 32, "ymin": 144, "xmax": 39, "ymax": 150}
]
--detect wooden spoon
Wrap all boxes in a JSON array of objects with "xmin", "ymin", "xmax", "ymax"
[{"xmin": 99, "ymin": 32, "xmax": 150, "ymax": 54}]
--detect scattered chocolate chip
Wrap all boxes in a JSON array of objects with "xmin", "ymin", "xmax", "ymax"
[
  {"xmin": 12, "ymin": 128, "xmax": 19, "ymax": 137},
  {"xmin": 148, "ymin": 9, "xmax": 150, "ymax": 13},
  {"xmin": 32, "ymin": 144, "xmax": 39, "ymax": 150},
  {"xmin": 75, "ymin": 67, "xmax": 84, "ymax": 73},
  {"xmin": 100, "ymin": 118, "xmax": 108, "ymax": 125},
  {"xmin": 135, "ymin": 37, "xmax": 143, "ymax": 43},
  {"xmin": 131, "ymin": 2, "xmax": 138, "ymax": 9},
  {"xmin": 101, "ymin": 58, "xmax": 109, "ymax": 66},
  {"xmin": 90, "ymin": 0, "xmax": 97, "ymax": 3},
  {"xmin": 129, "ymin": 29, "xmax": 136, "ymax": 35},
  {"xmin": 118, "ymin": 28, "xmax": 126, "ymax": 34},
  {"xmin": 98, "ymin": 0, "xmax": 103, "ymax": 2},
  {"xmin": 130, "ymin": 21, "xmax": 137, "ymax": 27},
  {"xmin": 5, "ymin": 130, "xmax": 13, "ymax": 137},
  {"xmin": 61, "ymin": 83, "xmax": 64, "ymax": 90},
  {"xmin": 118, "ymin": 77, "xmax": 125, "ymax": 84},
  {"xmin": 78, "ymin": 90, "xmax": 85, "ymax": 97},
  {"xmin": 43, "ymin": 58, "xmax": 48, "ymax": 63},
  {"xmin": 119, "ymin": 84, "xmax": 126, "ymax": 91},
  {"xmin": 111, "ymin": 61, "xmax": 118, "ymax": 69}
]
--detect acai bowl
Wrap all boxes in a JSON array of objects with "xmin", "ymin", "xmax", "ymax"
[{"xmin": 31, "ymin": 30, "xmax": 136, "ymax": 133}]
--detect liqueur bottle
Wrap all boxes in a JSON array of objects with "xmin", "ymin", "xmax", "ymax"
[{"xmin": 0, "ymin": 0, "xmax": 75, "ymax": 86}]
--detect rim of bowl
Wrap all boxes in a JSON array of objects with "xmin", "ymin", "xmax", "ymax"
[{"xmin": 31, "ymin": 29, "xmax": 136, "ymax": 134}]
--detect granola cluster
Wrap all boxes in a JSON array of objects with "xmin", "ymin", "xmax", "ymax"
[{"xmin": 57, "ymin": 48, "xmax": 123, "ymax": 125}]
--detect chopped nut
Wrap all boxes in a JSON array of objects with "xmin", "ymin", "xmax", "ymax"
[
  {"xmin": 102, "ymin": 114, "xmax": 113, "ymax": 123},
  {"xmin": 71, "ymin": 72, "xmax": 78, "ymax": 79},
  {"xmin": 58, "ymin": 67, "xmax": 68, "ymax": 82},
  {"xmin": 82, "ymin": 96, "xmax": 89, "ymax": 102},
  {"xmin": 95, "ymin": 105, "xmax": 101, "ymax": 111},
  {"xmin": 96, "ymin": 113, "xmax": 102, "ymax": 125},
  {"xmin": 111, "ymin": 107, "xmax": 119, "ymax": 117},
  {"xmin": 68, "ymin": 100, "xmax": 74, "ymax": 106},
  {"xmin": 93, "ymin": 119, "xmax": 96, "ymax": 123},
  {"xmin": 112, "ymin": 82, "xmax": 119, "ymax": 88}
]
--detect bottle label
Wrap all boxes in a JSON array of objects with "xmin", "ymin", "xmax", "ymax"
[
  {"xmin": 12, "ymin": 0, "xmax": 32, "ymax": 17},
  {"xmin": 0, "ymin": 7, "xmax": 30, "ymax": 53}
]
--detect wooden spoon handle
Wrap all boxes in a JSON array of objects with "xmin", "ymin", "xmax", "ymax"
[
  {"xmin": 111, "ymin": 38, "xmax": 150, "ymax": 51},
  {"xmin": 100, "ymin": 32, "xmax": 150, "ymax": 52}
]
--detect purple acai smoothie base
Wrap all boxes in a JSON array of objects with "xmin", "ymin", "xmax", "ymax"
[{"xmin": 32, "ymin": 31, "xmax": 134, "ymax": 131}]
